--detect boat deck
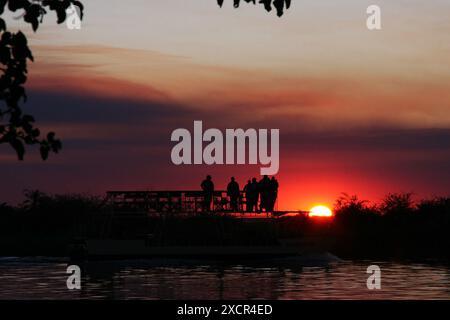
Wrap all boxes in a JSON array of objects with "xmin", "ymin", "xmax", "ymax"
[{"xmin": 106, "ymin": 190, "xmax": 308, "ymax": 218}]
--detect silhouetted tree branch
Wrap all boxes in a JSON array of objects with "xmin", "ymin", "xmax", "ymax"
[
  {"xmin": 0, "ymin": 0, "xmax": 83, "ymax": 160},
  {"xmin": 217, "ymin": 0, "xmax": 291, "ymax": 17},
  {"xmin": 0, "ymin": 1, "xmax": 287, "ymax": 161}
]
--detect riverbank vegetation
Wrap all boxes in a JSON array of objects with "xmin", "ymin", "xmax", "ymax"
[{"xmin": 0, "ymin": 191, "xmax": 449, "ymax": 260}]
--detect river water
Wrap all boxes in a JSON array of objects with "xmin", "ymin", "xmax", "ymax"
[{"xmin": 0, "ymin": 257, "xmax": 449, "ymax": 299}]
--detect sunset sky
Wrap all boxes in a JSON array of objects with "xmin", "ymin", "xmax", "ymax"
[{"xmin": 1, "ymin": 0, "xmax": 450, "ymax": 210}]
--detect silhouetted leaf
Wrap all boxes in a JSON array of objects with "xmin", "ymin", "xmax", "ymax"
[
  {"xmin": 217, "ymin": 0, "xmax": 291, "ymax": 16},
  {"xmin": 24, "ymin": 4, "xmax": 42, "ymax": 31},
  {"xmin": 0, "ymin": 45, "xmax": 10, "ymax": 64},
  {"xmin": 22, "ymin": 121, "xmax": 33, "ymax": 133},
  {"xmin": 40, "ymin": 144, "xmax": 49, "ymax": 160},
  {"xmin": 8, "ymin": 0, "xmax": 30, "ymax": 12},
  {"xmin": 1, "ymin": 31, "xmax": 11, "ymax": 43},
  {"xmin": 51, "ymin": 139, "xmax": 62, "ymax": 152},
  {"xmin": 31, "ymin": 128, "xmax": 40, "ymax": 137},
  {"xmin": 55, "ymin": 6, "xmax": 67, "ymax": 24},
  {"xmin": 0, "ymin": 18, "xmax": 5, "ymax": 32},
  {"xmin": 22, "ymin": 114, "xmax": 35, "ymax": 123},
  {"xmin": 72, "ymin": 0, "xmax": 84, "ymax": 19},
  {"xmin": 0, "ymin": 0, "xmax": 7, "ymax": 15},
  {"xmin": 47, "ymin": 131, "xmax": 55, "ymax": 141},
  {"xmin": 13, "ymin": 31, "xmax": 28, "ymax": 47},
  {"xmin": 10, "ymin": 86, "xmax": 26, "ymax": 103},
  {"xmin": 10, "ymin": 138, "xmax": 25, "ymax": 160}
]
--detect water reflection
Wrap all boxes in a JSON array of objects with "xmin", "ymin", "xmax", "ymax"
[{"xmin": 0, "ymin": 257, "xmax": 449, "ymax": 299}]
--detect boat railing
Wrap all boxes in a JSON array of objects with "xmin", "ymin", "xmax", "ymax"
[
  {"xmin": 105, "ymin": 190, "xmax": 309, "ymax": 219},
  {"xmin": 106, "ymin": 190, "xmax": 249, "ymax": 213}
]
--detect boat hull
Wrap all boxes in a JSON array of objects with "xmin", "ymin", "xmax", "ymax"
[{"xmin": 84, "ymin": 239, "xmax": 304, "ymax": 260}]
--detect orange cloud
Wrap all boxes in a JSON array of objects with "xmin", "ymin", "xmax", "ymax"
[{"xmin": 26, "ymin": 45, "xmax": 450, "ymax": 131}]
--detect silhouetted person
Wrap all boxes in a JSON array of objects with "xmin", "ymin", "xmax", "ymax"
[
  {"xmin": 201, "ymin": 175, "xmax": 214, "ymax": 212},
  {"xmin": 250, "ymin": 178, "xmax": 259, "ymax": 212},
  {"xmin": 258, "ymin": 175, "xmax": 271, "ymax": 212},
  {"xmin": 268, "ymin": 176, "xmax": 279, "ymax": 211},
  {"xmin": 227, "ymin": 177, "xmax": 240, "ymax": 212},
  {"xmin": 243, "ymin": 180, "xmax": 252, "ymax": 212}
]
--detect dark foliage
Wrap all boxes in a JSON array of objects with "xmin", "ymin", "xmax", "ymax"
[
  {"xmin": 0, "ymin": 0, "xmax": 83, "ymax": 160},
  {"xmin": 331, "ymin": 193, "xmax": 450, "ymax": 259},
  {"xmin": 0, "ymin": 191, "xmax": 449, "ymax": 259},
  {"xmin": 0, "ymin": 1, "xmax": 290, "ymax": 160},
  {"xmin": 217, "ymin": 0, "xmax": 291, "ymax": 17}
]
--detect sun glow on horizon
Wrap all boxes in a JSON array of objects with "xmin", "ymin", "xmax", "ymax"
[{"xmin": 309, "ymin": 205, "xmax": 333, "ymax": 218}]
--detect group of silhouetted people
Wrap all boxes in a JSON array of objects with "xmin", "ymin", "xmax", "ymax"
[{"xmin": 200, "ymin": 175, "xmax": 279, "ymax": 213}]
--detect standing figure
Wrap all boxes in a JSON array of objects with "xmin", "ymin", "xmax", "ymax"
[
  {"xmin": 268, "ymin": 176, "xmax": 279, "ymax": 212},
  {"xmin": 243, "ymin": 180, "xmax": 252, "ymax": 212},
  {"xmin": 251, "ymin": 178, "xmax": 259, "ymax": 212},
  {"xmin": 201, "ymin": 175, "xmax": 214, "ymax": 212},
  {"xmin": 258, "ymin": 175, "xmax": 271, "ymax": 212},
  {"xmin": 227, "ymin": 177, "xmax": 240, "ymax": 212}
]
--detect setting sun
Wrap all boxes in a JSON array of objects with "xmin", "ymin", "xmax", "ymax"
[{"xmin": 309, "ymin": 205, "xmax": 333, "ymax": 217}]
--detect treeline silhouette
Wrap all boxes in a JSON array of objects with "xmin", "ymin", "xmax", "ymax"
[
  {"xmin": 330, "ymin": 193, "xmax": 450, "ymax": 259},
  {"xmin": 0, "ymin": 191, "xmax": 449, "ymax": 259}
]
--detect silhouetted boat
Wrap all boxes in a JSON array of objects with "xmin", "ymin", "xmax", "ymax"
[
  {"xmin": 82, "ymin": 239, "xmax": 311, "ymax": 260},
  {"xmin": 69, "ymin": 234, "xmax": 333, "ymax": 261},
  {"xmin": 68, "ymin": 190, "xmax": 327, "ymax": 261}
]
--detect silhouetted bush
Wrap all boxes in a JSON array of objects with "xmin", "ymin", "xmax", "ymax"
[
  {"xmin": 0, "ymin": 191, "xmax": 449, "ymax": 259},
  {"xmin": 330, "ymin": 193, "xmax": 450, "ymax": 259}
]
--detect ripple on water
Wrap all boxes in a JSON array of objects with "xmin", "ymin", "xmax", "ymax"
[{"xmin": 0, "ymin": 258, "xmax": 449, "ymax": 299}]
